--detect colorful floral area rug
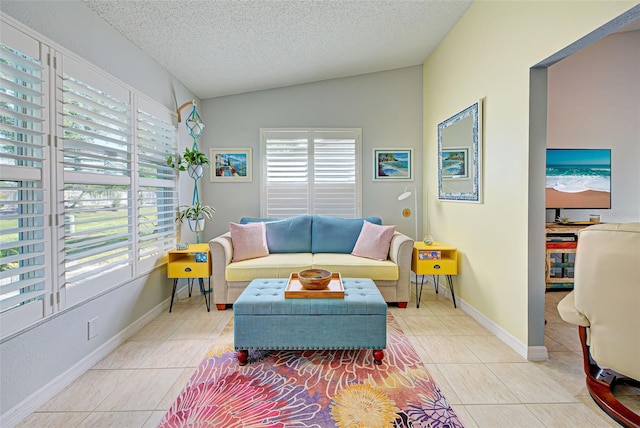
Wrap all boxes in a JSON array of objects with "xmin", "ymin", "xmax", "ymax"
[{"xmin": 160, "ymin": 313, "xmax": 463, "ymax": 427}]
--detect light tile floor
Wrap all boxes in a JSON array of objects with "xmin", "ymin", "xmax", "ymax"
[{"xmin": 17, "ymin": 285, "xmax": 640, "ymax": 427}]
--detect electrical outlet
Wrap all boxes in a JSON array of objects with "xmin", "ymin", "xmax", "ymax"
[{"xmin": 88, "ymin": 317, "xmax": 99, "ymax": 340}]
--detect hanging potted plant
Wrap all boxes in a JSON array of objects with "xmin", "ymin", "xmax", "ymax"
[
  {"xmin": 167, "ymin": 147, "xmax": 210, "ymax": 179},
  {"xmin": 176, "ymin": 202, "xmax": 216, "ymax": 233}
]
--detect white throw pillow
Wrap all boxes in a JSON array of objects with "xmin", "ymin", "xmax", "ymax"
[
  {"xmin": 230, "ymin": 222, "xmax": 269, "ymax": 262},
  {"xmin": 351, "ymin": 220, "xmax": 396, "ymax": 261}
]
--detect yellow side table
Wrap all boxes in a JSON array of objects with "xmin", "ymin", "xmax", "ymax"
[
  {"xmin": 167, "ymin": 243, "xmax": 212, "ymax": 312},
  {"xmin": 411, "ymin": 241, "xmax": 458, "ymax": 308}
]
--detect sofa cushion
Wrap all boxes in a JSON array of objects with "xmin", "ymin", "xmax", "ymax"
[
  {"xmin": 311, "ymin": 215, "xmax": 383, "ymax": 254},
  {"xmin": 226, "ymin": 253, "xmax": 313, "ymax": 282},
  {"xmin": 229, "ymin": 222, "xmax": 269, "ymax": 262},
  {"xmin": 351, "ymin": 220, "xmax": 396, "ymax": 261},
  {"xmin": 311, "ymin": 253, "xmax": 399, "ymax": 281},
  {"xmin": 239, "ymin": 217, "xmax": 282, "ymax": 224},
  {"xmin": 240, "ymin": 215, "xmax": 313, "ymax": 254}
]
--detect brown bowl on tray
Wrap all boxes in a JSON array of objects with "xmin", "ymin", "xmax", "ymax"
[{"xmin": 298, "ymin": 269, "xmax": 332, "ymax": 290}]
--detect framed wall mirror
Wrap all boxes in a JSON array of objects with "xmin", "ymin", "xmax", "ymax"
[{"xmin": 437, "ymin": 100, "xmax": 483, "ymax": 203}]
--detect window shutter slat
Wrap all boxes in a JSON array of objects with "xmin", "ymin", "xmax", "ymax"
[
  {"xmin": 0, "ymin": 75, "xmax": 44, "ymax": 98},
  {"xmin": 0, "ymin": 43, "xmax": 43, "ymax": 70},
  {"xmin": 0, "ymin": 61, "xmax": 43, "ymax": 84},
  {"xmin": 0, "ymin": 290, "xmax": 47, "ymax": 312}
]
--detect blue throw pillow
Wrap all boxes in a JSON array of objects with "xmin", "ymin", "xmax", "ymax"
[
  {"xmin": 239, "ymin": 215, "xmax": 312, "ymax": 253},
  {"xmin": 311, "ymin": 215, "xmax": 383, "ymax": 254}
]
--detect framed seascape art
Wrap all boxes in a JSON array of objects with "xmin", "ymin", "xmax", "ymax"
[
  {"xmin": 438, "ymin": 100, "xmax": 483, "ymax": 202},
  {"xmin": 441, "ymin": 147, "xmax": 469, "ymax": 179},
  {"xmin": 210, "ymin": 148, "xmax": 252, "ymax": 182},
  {"xmin": 373, "ymin": 149, "xmax": 413, "ymax": 181}
]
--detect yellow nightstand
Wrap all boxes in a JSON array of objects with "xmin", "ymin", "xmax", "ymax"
[
  {"xmin": 411, "ymin": 241, "xmax": 458, "ymax": 308},
  {"xmin": 167, "ymin": 243, "xmax": 212, "ymax": 312}
]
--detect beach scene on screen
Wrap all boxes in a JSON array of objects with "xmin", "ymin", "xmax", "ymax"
[{"xmin": 545, "ymin": 149, "xmax": 611, "ymax": 208}]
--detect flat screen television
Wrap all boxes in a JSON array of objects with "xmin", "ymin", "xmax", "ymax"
[{"xmin": 546, "ymin": 148, "xmax": 611, "ymax": 218}]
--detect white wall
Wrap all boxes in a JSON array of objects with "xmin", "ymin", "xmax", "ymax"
[
  {"xmin": 0, "ymin": 2, "xmax": 197, "ymax": 420},
  {"xmin": 547, "ymin": 30, "xmax": 640, "ymax": 223},
  {"xmin": 423, "ymin": 1, "xmax": 637, "ymax": 352},
  {"xmin": 197, "ymin": 66, "xmax": 424, "ymax": 240}
]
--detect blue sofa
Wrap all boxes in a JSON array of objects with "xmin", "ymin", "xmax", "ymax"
[{"xmin": 209, "ymin": 215, "xmax": 414, "ymax": 310}]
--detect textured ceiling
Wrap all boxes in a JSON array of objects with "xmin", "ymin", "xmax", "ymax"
[{"xmin": 82, "ymin": 0, "xmax": 473, "ymax": 99}]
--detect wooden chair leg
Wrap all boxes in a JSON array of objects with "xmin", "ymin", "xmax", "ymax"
[{"xmin": 578, "ymin": 326, "xmax": 640, "ymax": 428}]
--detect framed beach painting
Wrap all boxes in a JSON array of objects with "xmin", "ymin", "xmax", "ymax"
[
  {"xmin": 441, "ymin": 147, "xmax": 469, "ymax": 179},
  {"xmin": 210, "ymin": 148, "xmax": 252, "ymax": 182},
  {"xmin": 374, "ymin": 149, "xmax": 413, "ymax": 181}
]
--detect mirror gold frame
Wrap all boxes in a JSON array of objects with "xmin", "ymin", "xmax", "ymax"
[{"xmin": 437, "ymin": 100, "xmax": 483, "ymax": 203}]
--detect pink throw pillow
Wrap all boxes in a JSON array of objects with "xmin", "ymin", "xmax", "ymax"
[
  {"xmin": 351, "ymin": 220, "xmax": 396, "ymax": 261},
  {"xmin": 230, "ymin": 222, "xmax": 269, "ymax": 262}
]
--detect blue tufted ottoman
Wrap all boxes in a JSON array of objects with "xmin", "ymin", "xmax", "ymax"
[{"xmin": 233, "ymin": 278, "xmax": 387, "ymax": 365}]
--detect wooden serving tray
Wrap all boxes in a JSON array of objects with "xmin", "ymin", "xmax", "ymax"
[{"xmin": 285, "ymin": 272, "xmax": 344, "ymax": 298}]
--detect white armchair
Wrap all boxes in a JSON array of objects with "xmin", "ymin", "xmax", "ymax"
[{"xmin": 557, "ymin": 223, "xmax": 640, "ymax": 427}]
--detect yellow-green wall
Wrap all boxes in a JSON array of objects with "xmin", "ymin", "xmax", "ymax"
[{"xmin": 423, "ymin": 1, "xmax": 637, "ymax": 346}]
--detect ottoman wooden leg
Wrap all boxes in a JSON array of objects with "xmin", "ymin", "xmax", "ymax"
[
  {"xmin": 237, "ymin": 350, "xmax": 248, "ymax": 366},
  {"xmin": 373, "ymin": 349, "xmax": 384, "ymax": 365}
]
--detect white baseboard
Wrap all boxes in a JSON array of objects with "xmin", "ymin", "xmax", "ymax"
[
  {"xmin": 413, "ymin": 276, "xmax": 548, "ymax": 362},
  {"xmin": 458, "ymin": 297, "xmax": 548, "ymax": 361},
  {"xmin": 1, "ymin": 298, "xmax": 170, "ymax": 428}
]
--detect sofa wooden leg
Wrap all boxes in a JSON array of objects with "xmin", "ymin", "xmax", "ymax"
[
  {"xmin": 237, "ymin": 350, "xmax": 248, "ymax": 366},
  {"xmin": 397, "ymin": 302, "xmax": 407, "ymax": 308},
  {"xmin": 216, "ymin": 304, "xmax": 227, "ymax": 311},
  {"xmin": 373, "ymin": 349, "xmax": 384, "ymax": 365},
  {"xmin": 579, "ymin": 326, "xmax": 640, "ymax": 427}
]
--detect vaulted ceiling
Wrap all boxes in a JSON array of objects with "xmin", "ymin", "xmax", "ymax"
[{"xmin": 82, "ymin": 0, "xmax": 473, "ymax": 99}]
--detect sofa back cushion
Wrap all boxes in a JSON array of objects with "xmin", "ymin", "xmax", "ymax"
[
  {"xmin": 311, "ymin": 215, "xmax": 382, "ymax": 254},
  {"xmin": 240, "ymin": 215, "xmax": 312, "ymax": 253},
  {"xmin": 240, "ymin": 217, "xmax": 282, "ymax": 224}
]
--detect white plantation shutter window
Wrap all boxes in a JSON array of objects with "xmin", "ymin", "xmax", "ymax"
[
  {"xmin": 0, "ymin": 25, "xmax": 52, "ymax": 336},
  {"xmin": 0, "ymin": 17, "xmax": 181, "ymax": 336},
  {"xmin": 261, "ymin": 128, "xmax": 361, "ymax": 218},
  {"xmin": 136, "ymin": 99, "xmax": 177, "ymax": 271},
  {"xmin": 59, "ymin": 57, "xmax": 133, "ymax": 304},
  {"xmin": 262, "ymin": 130, "xmax": 309, "ymax": 217},
  {"xmin": 313, "ymin": 130, "xmax": 359, "ymax": 217}
]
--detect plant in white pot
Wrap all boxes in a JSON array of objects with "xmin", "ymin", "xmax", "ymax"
[
  {"xmin": 167, "ymin": 147, "xmax": 210, "ymax": 179},
  {"xmin": 176, "ymin": 202, "xmax": 216, "ymax": 234}
]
